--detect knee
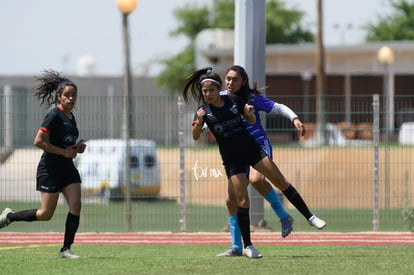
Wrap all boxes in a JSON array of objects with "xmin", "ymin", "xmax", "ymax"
[
  {"xmin": 250, "ymin": 179, "xmax": 261, "ymax": 187},
  {"xmin": 225, "ymin": 196, "xmax": 234, "ymax": 207},
  {"xmin": 280, "ymin": 182, "xmax": 292, "ymax": 192},
  {"xmin": 70, "ymin": 201, "xmax": 82, "ymax": 216},
  {"xmin": 37, "ymin": 210, "xmax": 54, "ymax": 221},
  {"xmin": 251, "ymin": 179, "xmax": 272, "ymax": 196}
]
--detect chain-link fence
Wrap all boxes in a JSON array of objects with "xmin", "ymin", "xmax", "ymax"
[{"xmin": 1, "ymin": 90, "xmax": 414, "ymax": 233}]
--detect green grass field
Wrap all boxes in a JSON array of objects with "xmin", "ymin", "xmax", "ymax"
[
  {"xmin": 1, "ymin": 201, "xmax": 413, "ymax": 274},
  {"xmin": 1, "ymin": 200, "xmax": 410, "ymax": 233},
  {"xmin": 1, "ymin": 244, "xmax": 413, "ymax": 274}
]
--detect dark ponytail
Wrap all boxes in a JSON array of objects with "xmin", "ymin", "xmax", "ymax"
[
  {"xmin": 182, "ymin": 67, "xmax": 222, "ymax": 104},
  {"xmin": 34, "ymin": 69, "xmax": 77, "ymax": 108}
]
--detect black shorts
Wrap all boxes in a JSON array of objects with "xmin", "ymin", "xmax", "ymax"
[
  {"xmin": 221, "ymin": 142, "xmax": 267, "ymax": 178},
  {"xmin": 36, "ymin": 156, "xmax": 81, "ymax": 193}
]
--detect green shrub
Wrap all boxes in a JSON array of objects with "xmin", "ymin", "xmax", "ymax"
[{"xmin": 401, "ymin": 207, "xmax": 414, "ymax": 232}]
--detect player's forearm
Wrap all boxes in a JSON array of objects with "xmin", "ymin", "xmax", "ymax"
[{"xmin": 270, "ymin": 103, "xmax": 298, "ymax": 122}]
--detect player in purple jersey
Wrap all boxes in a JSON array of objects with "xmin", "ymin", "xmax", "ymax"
[{"xmin": 216, "ymin": 65, "xmax": 326, "ymax": 257}]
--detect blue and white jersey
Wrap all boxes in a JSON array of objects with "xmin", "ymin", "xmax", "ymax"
[
  {"xmin": 220, "ymin": 90, "xmax": 272, "ymax": 149},
  {"xmin": 220, "ymin": 90, "xmax": 298, "ymax": 158},
  {"xmin": 244, "ymin": 93, "xmax": 274, "ymax": 147}
]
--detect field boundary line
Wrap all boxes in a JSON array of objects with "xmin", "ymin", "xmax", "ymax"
[{"xmin": 0, "ymin": 232, "xmax": 413, "ymax": 246}]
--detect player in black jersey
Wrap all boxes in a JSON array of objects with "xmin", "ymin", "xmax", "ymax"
[
  {"xmin": 0, "ymin": 70, "xmax": 86, "ymax": 258},
  {"xmin": 182, "ymin": 67, "xmax": 326, "ymax": 258}
]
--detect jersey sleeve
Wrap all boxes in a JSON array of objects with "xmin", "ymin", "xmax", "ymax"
[
  {"xmin": 40, "ymin": 109, "xmax": 59, "ymax": 134},
  {"xmin": 271, "ymin": 103, "xmax": 298, "ymax": 121},
  {"xmin": 250, "ymin": 94, "xmax": 275, "ymax": 113},
  {"xmin": 233, "ymin": 95, "xmax": 246, "ymax": 115}
]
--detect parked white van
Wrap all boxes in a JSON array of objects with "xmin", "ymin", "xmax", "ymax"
[{"xmin": 76, "ymin": 139, "xmax": 160, "ymax": 201}]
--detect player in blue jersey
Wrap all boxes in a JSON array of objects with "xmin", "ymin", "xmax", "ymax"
[
  {"xmin": 0, "ymin": 70, "xmax": 86, "ymax": 259},
  {"xmin": 216, "ymin": 65, "xmax": 326, "ymax": 257}
]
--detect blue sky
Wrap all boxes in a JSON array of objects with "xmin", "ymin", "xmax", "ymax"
[{"xmin": 0, "ymin": 0, "xmax": 389, "ymax": 76}]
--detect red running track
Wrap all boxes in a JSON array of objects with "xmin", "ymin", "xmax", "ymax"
[{"xmin": 0, "ymin": 232, "xmax": 413, "ymax": 246}]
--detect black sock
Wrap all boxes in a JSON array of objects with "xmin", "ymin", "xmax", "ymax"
[
  {"xmin": 237, "ymin": 207, "xmax": 252, "ymax": 248},
  {"xmin": 282, "ymin": 185, "xmax": 313, "ymax": 220},
  {"xmin": 8, "ymin": 209, "xmax": 37, "ymax": 222},
  {"xmin": 62, "ymin": 212, "xmax": 80, "ymax": 250}
]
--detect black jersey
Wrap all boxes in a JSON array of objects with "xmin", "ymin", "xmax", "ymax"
[
  {"xmin": 36, "ymin": 106, "xmax": 81, "ymax": 192},
  {"xmin": 201, "ymin": 94, "xmax": 247, "ymax": 144},
  {"xmin": 194, "ymin": 94, "xmax": 266, "ymax": 176},
  {"xmin": 40, "ymin": 106, "xmax": 79, "ymax": 151}
]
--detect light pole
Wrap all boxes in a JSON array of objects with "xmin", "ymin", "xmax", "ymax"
[
  {"xmin": 117, "ymin": 0, "xmax": 137, "ymax": 232},
  {"xmin": 377, "ymin": 46, "xmax": 395, "ymax": 139},
  {"xmin": 377, "ymin": 45, "xmax": 394, "ymax": 209},
  {"xmin": 316, "ymin": 0, "xmax": 326, "ymax": 145}
]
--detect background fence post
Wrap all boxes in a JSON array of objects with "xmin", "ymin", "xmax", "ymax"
[
  {"xmin": 372, "ymin": 94, "xmax": 380, "ymax": 231},
  {"xmin": 178, "ymin": 95, "xmax": 187, "ymax": 232},
  {"xmin": 4, "ymin": 85, "xmax": 12, "ymax": 148}
]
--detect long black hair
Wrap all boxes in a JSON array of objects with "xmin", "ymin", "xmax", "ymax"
[
  {"xmin": 33, "ymin": 69, "xmax": 77, "ymax": 108},
  {"xmin": 182, "ymin": 67, "xmax": 222, "ymax": 104},
  {"xmin": 225, "ymin": 65, "xmax": 263, "ymax": 104}
]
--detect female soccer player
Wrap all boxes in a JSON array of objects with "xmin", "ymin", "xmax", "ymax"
[
  {"xmin": 0, "ymin": 70, "xmax": 86, "ymax": 258},
  {"xmin": 216, "ymin": 65, "xmax": 325, "ymax": 257},
  {"xmin": 182, "ymin": 67, "xmax": 326, "ymax": 258}
]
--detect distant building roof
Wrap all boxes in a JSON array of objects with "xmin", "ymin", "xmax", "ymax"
[{"xmin": 195, "ymin": 29, "xmax": 414, "ymax": 75}]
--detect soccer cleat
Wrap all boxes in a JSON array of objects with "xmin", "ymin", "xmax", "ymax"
[
  {"xmin": 308, "ymin": 215, "xmax": 326, "ymax": 230},
  {"xmin": 216, "ymin": 248, "xmax": 243, "ymax": 257},
  {"xmin": 280, "ymin": 215, "xmax": 293, "ymax": 238},
  {"xmin": 59, "ymin": 249, "xmax": 80, "ymax": 259},
  {"xmin": 0, "ymin": 208, "xmax": 13, "ymax": 229},
  {"xmin": 243, "ymin": 245, "xmax": 262, "ymax": 259}
]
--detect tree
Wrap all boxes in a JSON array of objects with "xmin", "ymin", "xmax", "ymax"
[
  {"xmin": 211, "ymin": 0, "xmax": 314, "ymax": 44},
  {"xmin": 155, "ymin": 4, "xmax": 210, "ymax": 94},
  {"xmin": 266, "ymin": 0, "xmax": 314, "ymax": 44},
  {"xmin": 365, "ymin": 0, "xmax": 414, "ymax": 41},
  {"xmin": 169, "ymin": 5, "xmax": 211, "ymax": 41},
  {"xmin": 155, "ymin": 46, "xmax": 195, "ymax": 95},
  {"xmin": 156, "ymin": 0, "xmax": 314, "ymax": 94},
  {"xmin": 155, "ymin": 4, "xmax": 211, "ymax": 94}
]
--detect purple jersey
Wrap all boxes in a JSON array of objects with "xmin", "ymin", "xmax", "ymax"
[
  {"xmin": 221, "ymin": 90, "xmax": 274, "ymax": 157},
  {"xmin": 245, "ymin": 93, "xmax": 274, "ymax": 147}
]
